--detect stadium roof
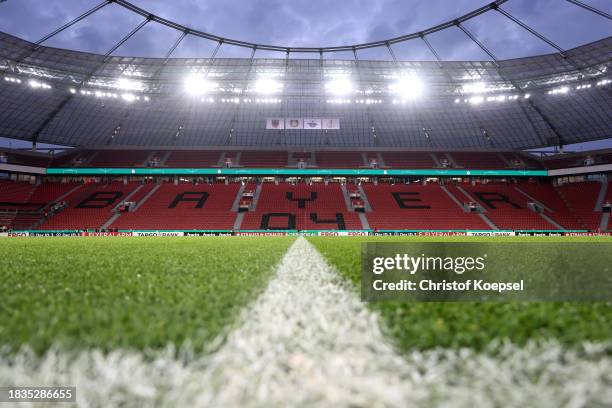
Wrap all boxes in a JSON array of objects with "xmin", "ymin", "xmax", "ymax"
[{"xmin": 0, "ymin": 0, "xmax": 610, "ymax": 149}]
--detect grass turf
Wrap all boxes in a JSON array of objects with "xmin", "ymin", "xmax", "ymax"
[
  {"xmin": 0, "ymin": 237, "xmax": 294, "ymax": 354},
  {"xmin": 308, "ymin": 236, "xmax": 612, "ymax": 352}
]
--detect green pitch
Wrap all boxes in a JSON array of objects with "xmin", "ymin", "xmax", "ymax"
[
  {"xmin": 308, "ymin": 236, "xmax": 612, "ymax": 352},
  {"xmin": 0, "ymin": 237, "xmax": 293, "ymax": 353},
  {"xmin": 0, "ymin": 236, "xmax": 610, "ymax": 356}
]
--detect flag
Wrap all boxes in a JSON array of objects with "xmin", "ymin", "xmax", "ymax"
[
  {"xmin": 266, "ymin": 118, "xmax": 285, "ymax": 129},
  {"xmin": 322, "ymin": 118, "xmax": 340, "ymax": 130},
  {"xmin": 285, "ymin": 118, "xmax": 303, "ymax": 129}
]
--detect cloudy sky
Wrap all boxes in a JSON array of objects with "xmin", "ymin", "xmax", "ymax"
[{"xmin": 0, "ymin": 0, "xmax": 610, "ymax": 61}]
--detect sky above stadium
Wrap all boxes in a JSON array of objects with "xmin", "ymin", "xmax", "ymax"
[{"xmin": 0, "ymin": 0, "xmax": 610, "ymax": 60}]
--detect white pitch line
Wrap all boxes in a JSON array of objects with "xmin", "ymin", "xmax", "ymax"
[{"xmin": 0, "ymin": 237, "xmax": 611, "ymax": 407}]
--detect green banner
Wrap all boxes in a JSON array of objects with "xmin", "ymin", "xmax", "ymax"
[{"xmin": 46, "ymin": 168, "xmax": 548, "ymax": 177}]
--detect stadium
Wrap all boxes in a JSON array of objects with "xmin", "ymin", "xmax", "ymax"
[{"xmin": 0, "ymin": 0, "xmax": 611, "ymax": 406}]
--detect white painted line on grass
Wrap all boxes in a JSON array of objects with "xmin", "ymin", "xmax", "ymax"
[{"xmin": 0, "ymin": 237, "xmax": 610, "ymax": 407}]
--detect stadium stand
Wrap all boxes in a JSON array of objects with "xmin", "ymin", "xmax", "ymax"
[
  {"xmin": 239, "ymin": 151, "xmax": 288, "ymax": 168},
  {"xmin": 364, "ymin": 183, "xmax": 490, "ymax": 230},
  {"xmin": 315, "ymin": 151, "xmax": 365, "ymax": 168},
  {"xmin": 555, "ymin": 181, "xmax": 603, "ymax": 230},
  {"xmin": 38, "ymin": 181, "xmax": 139, "ymax": 230},
  {"xmin": 450, "ymin": 152, "xmax": 508, "ymax": 169},
  {"xmin": 0, "ymin": 178, "xmax": 609, "ymax": 231},
  {"xmin": 110, "ymin": 182, "xmax": 240, "ymax": 230},
  {"xmin": 241, "ymin": 182, "xmax": 362, "ymax": 230},
  {"xmin": 0, "ymin": 180, "xmax": 36, "ymax": 203},
  {"xmin": 514, "ymin": 182, "xmax": 583, "ymax": 230},
  {"xmin": 458, "ymin": 182, "xmax": 561, "ymax": 230},
  {"xmin": 163, "ymin": 151, "xmax": 222, "ymax": 167},
  {"xmin": 540, "ymin": 150, "xmax": 612, "ymax": 169},
  {"xmin": 0, "ymin": 149, "xmax": 52, "ymax": 167},
  {"xmin": 380, "ymin": 152, "xmax": 437, "ymax": 169},
  {"xmin": 32, "ymin": 148, "xmax": 590, "ymax": 170},
  {"xmin": 0, "ymin": 181, "xmax": 85, "ymax": 229},
  {"xmin": 87, "ymin": 150, "xmax": 152, "ymax": 167},
  {"xmin": 542, "ymin": 156, "xmax": 585, "ymax": 169}
]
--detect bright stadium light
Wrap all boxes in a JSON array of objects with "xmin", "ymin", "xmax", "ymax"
[
  {"xmin": 28, "ymin": 79, "xmax": 51, "ymax": 90},
  {"xmin": 184, "ymin": 75, "xmax": 213, "ymax": 95},
  {"xmin": 390, "ymin": 75, "xmax": 423, "ymax": 99},
  {"xmin": 326, "ymin": 78, "xmax": 354, "ymax": 96},
  {"xmin": 468, "ymin": 96, "xmax": 484, "ymax": 105},
  {"xmin": 548, "ymin": 86, "xmax": 569, "ymax": 95},
  {"xmin": 121, "ymin": 93, "xmax": 136, "ymax": 102},
  {"xmin": 184, "ymin": 75, "xmax": 217, "ymax": 96},
  {"xmin": 253, "ymin": 78, "xmax": 283, "ymax": 94},
  {"xmin": 462, "ymin": 82, "xmax": 487, "ymax": 94},
  {"xmin": 115, "ymin": 78, "xmax": 143, "ymax": 91},
  {"xmin": 4, "ymin": 76, "xmax": 22, "ymax": 84}
]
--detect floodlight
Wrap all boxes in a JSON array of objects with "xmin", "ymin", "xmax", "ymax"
[
  {"xmin": 325, "ymin": 78, "xmax": 354, "ymax": 96},
  {"xmin": 548, "ymin": 86, "xmax": 569, "ymax": 95},
  {"xmin": 468, "ymin": 96, "xmax": 484, "ymax": 105},
  {"xmin": 121, "ymin": 93, "xmax": 136, "ymax": 102},
  {"xmin": 184, "ymin": 75, "xmax": 217, "ymax": 96},
  {"xmin": 253, "ymin": 78, "xmax": 283, "ymax": 94},
  {"xmin": 29, "ymin": 80, "xmax": 51, "ymax": 89},
  {"xmin": 390, "ymin": 75, "xmax": 423, "ymax": 98},
  {"xmin": 115, "ymin": 78, "xmax": 143, "ymax": 91},
  {"xmin": 462, "ymin": 82, "xmax": 487, "ymax": 94}
]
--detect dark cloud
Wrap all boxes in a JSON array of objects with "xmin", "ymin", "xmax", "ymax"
[{"xmin": 0, "ymin": 0, "xmax": 610, "ymax": 60}]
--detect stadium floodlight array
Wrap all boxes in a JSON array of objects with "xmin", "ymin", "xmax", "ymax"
[
  {"xmin": 70, "ymin": 87, "xmax": 150, "ymax": 102},
  {"xmin": 95, "ymin": 91, "xmax": 118, "ymax": 98},
  {"xmin": 114, "ymin": 78, "xmax": 144, "ymax": 91},
  {"xmin": 184, "ymin": 75, "xmax": 218, "ymax": 96},
  {"xmin": 326, "ymin": 98, "xmax": 352, "ymax": 104},
  {"xmin": 325, "ymin": 78, "xmax": 354, "ymax": 96},
  {"xmin": 3, "ymin": 77, "xmax": 22, "ymax": 84},
  {"xmin": 219, "ymin": 97, "xmax": 282, "ymax": 104},
  {"xmin": 28, "ymin": 79, "xmax": 52, "ymax": 90},
  {"xmin": 121, "ymin": 93, "xmax": 137, "ymax": 102},
  {"xmin": 356, "ymin": 99, "xmax": 384, "ymax": 105},
  {"xmin": 389, "ymin": 75, "xmax": 424, "ymax": 101},
  {"xmin": 454, "ymin": 93, "xmax": 530, "ymax": 104},
  {"xmin": 547, "ymin": 86, "xmax": 570, "ymax": 95},
  {"xmin": 3, "ymin": 68, "xmax": 606, "ymax": 108},
  {"xmin": 462, "ymin": 82, "xmax": 488, "ymax": 94},
  {"xmin": 252, "ymin": 78, "xmax": 283, "ymax": 95},
  {"xmin": 254, "ymin": 98, "xmax": 282, "ymax": 104},
  {"xmin": 468, "ymin": 96, "xmax": 485, "ymax": 105}
]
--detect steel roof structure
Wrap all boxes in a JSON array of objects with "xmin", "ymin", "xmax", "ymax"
[{"xmin": 0, "ymin": 0, "xmax": 610, "ymax": 149}]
